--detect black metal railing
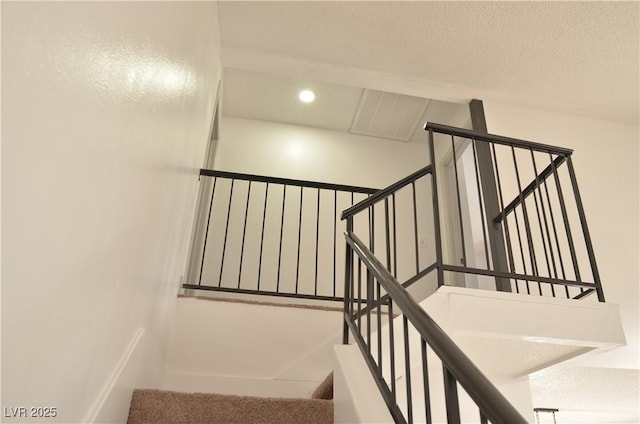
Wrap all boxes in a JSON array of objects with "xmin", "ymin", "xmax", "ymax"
[
  {"xmin": 341, "ymin": 165, "xmax": 436, "ymax": 298},
  {"xmin": 425, "ymin": 123, "xmax": 604, "ymax": 302},
  {"xmin": 339, "ymin": 123, "xmax": 604, "ymax": 304},
  {"xmin": 342, "ymin": 230, "xmax": 527, "ymax": 424},
  {"xmin": 183, "ymin": 169, "xmax": 377, "ymax": 301},
  {"xmin": 340, "ymin": 122, "xmax": 604, "ymax": 423}
]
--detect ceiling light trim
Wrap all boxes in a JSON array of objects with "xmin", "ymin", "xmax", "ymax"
[{"xmin": 299, "ymin": 89, "xmax": 316, "ymax": 103}]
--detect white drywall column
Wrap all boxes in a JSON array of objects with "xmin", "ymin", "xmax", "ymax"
[
  {"xmin": 2, "ymin": 3, "xmax": 221, "ymax": 422},
  {"xmin": 334, "ymin": 344, "xmax": 394, "ymax": 424}
]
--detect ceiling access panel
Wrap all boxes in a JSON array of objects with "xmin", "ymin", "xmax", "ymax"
[{"xmin": 350, "ymin": 89, "xmax": 430, "ymax": 142}]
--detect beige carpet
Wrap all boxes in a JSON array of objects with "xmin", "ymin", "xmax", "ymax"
[
  {"xmin": 311, "ymin": 372, "xmax": 333, "ymax": 400},
  {"xmin": 127, "ymin": 389, "xmax": 333, "ymax": 424}
]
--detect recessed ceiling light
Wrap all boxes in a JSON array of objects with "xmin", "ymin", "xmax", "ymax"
[{"xmin": 299, "ymin": 89, "xmax": 316, "ymax": 103}]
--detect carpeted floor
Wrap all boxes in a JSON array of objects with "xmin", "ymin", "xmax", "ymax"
[{"xmin": 127, "ymin": 389, "xmax": 333, "ymax": 424}]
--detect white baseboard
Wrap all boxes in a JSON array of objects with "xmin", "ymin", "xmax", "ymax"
[{"xmin": 83, "ymin": 328, "xmax": 145, "ymax": 424}]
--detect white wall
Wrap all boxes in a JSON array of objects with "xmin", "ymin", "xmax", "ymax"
[
  {"xmin": 215, "ymin": 116, "xmax": 430, "ymax": 188},
  {"xmin": 1, "ymin": 3, "xmax": 221, "ymax": 423},
  {"xmin": 483, "ymin": 101, "xmax": 639, "ymax": 370},
  {"xmin": 334, "ymin": 344, "xmax": 394, "ymax": 424},
  {"xmin": 165, "ymin": 297, "xmax": 341, "ymax": 398}
]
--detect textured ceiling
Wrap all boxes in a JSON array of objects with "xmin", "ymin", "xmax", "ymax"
[
  {"xmin": 530, "ymin": 366, "xmax": 640, "ymax": 422},
  {"xmin": 218, "ymin": 1, "xmax": 639, "ymax": 122}
]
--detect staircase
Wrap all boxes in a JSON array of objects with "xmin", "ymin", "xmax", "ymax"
[{"xmin": 125, "ymin": 122, "xmax": 622, "ymax": 423}]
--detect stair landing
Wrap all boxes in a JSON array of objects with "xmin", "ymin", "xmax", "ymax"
[{"xmin": 421, "ymin": 286, "xmax": 626, "ymax": 377}]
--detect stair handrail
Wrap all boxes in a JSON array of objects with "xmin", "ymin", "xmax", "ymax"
[
  {"xmin": 341, "ymin": 165, "xmax": 432, "ymax": 220},
  {"xmin": 425, "ymin": 122, "xmax": 573, "ymax": 155},
  {"xmin": 200, "ymin": 168, "xmax": 379, "ymax": 195},
  {"xmin": 492, "ymin": 155, "xmax": 567, "ymax": 223},
  {"xmin": 345, "ymin": 231, "xmax": 528, "ymax": 424}
]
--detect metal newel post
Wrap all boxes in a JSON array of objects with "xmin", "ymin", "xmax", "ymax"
[
  {"xmin": 343, "ymin": 217, "xmax": 354, "ymax": 344},
  {"xmin": 428, "ymin": 128, "xmax": 445, "ymax": 286},
  {"xmin": 566, "ymin": 155, "xmax": 605, "ymax": 302}
]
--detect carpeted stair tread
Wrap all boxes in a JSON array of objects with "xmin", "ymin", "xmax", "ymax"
[
  {"xmin": 311, "ymin": 372, "xmax": 333, "ymax": 400},
  {"xmin": 127, "ymin": 389, "xmax": 333, "ymax": 424}
]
